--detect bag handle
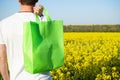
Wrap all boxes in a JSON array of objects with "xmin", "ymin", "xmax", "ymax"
[{"xmin": 36, "ymin": 7, "xmax": 51, "ymax": 22}]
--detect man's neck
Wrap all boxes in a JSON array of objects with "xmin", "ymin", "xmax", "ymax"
[{"xmin": 19, "ymin": 4, "xmax": 34, "ymax": 12}]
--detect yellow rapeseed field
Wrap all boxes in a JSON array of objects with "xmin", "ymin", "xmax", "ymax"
[{"xmin": 51, "ymin": 32, "xmax": 120, "ymax": 80}]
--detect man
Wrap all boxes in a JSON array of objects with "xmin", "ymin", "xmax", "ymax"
[{"xmin": 0, "ymin": 0, "xmax": 52, "ymax": 80}]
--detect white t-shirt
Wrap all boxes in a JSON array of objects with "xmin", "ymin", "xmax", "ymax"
[{"xmin": 0, "ymin": 13, "xmax": 52, "ymax": 80}]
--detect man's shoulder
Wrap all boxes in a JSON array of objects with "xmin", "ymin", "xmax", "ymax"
[
  {"xmin": 0, "ymin": 13, "xmax": 22, "ymax": 31},
  {"xmin": 1, "ymin": 13, "xmax": 18, "ymax": 23}
]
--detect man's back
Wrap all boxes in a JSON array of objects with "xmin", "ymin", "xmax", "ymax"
[{"xmin": 0, "ymin": 13, "xmax": 51, "ymax": 80}]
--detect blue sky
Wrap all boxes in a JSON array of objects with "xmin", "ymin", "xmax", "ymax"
[{"xmin": 0, "ymin": 0, "xmax": 120, "ymax": 24}]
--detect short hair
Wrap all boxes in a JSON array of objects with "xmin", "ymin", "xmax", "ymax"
[{"xmin": 21, "ymin": 0, "xmax": 38, "ymax": 5}]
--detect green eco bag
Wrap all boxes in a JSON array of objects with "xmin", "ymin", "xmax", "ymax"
[{"xmin": 23, "ymin": 7, "xmax": 64, "ymax": 74}]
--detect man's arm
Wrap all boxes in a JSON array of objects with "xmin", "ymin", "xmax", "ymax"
[{"xmin": 0, "ymin": 44, "xmax": 10, "ymax": 80}]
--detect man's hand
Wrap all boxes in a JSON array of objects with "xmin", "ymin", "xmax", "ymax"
[{"xmin": 34, "ymin": 5, "xmax": 43, "ymax": 16}]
